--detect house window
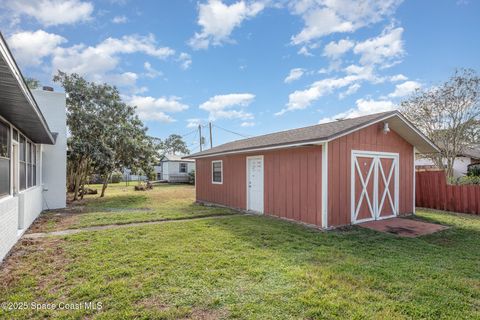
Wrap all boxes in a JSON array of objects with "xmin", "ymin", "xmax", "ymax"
[
  {"xmin": 0, "ymin": 120, "xmax": 10, "ymax": 197},
  {"xmin": 212, "ymin": 160, "xmax": 223, "ymax": 184},
  {"xmin": 179, "ymin": 163, "xmax": 187, "ymax": 173},
  {"xmin": 19, "ymin": 135, "xmax": 26, "ymax": 191}
]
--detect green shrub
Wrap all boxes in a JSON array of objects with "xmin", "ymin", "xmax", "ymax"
[
  {"xmin": 467, "ymin": 165, "xmax": 480, "ymax": 177},
  {"xmin": 456, "ymin": 175, "xmax": 480, "ymax": 185},
  {"xmin": 188, "ymin": 170, "xmax": 195, "ymax": 185}
]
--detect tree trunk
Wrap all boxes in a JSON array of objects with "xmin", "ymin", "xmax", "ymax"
[{"xmin": 100, "ymin": 173, "xmax": 111, "ymax": 197}]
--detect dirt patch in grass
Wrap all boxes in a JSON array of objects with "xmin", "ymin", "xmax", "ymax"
[
  {"xmin": 27, "ymin": 213, "xmax": 79, "ymax": 233},
  {"xmin": 0, "ymin": 237, "xmax": 68, "ymax": 291}
]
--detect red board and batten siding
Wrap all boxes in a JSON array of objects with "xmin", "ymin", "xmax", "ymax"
[
  {"xmin": 327, "ymin": 122, "xmax": 415, "ymax": 227},
  {"xmin": 195, "ymin": 146, "xmax": 324, "ymax": 226}
]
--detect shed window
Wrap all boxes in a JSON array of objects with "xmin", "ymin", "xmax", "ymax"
[
  {"xmin": 0, "ymin": 121, "xmax": 10, "ymax": 197},
  {"xmin": 179, "ymin": 163, "xmax": 187, "ymax": 173},
  {"xmin": 212, "ymin": 160, "xmax": 223, "ymax": 184}
]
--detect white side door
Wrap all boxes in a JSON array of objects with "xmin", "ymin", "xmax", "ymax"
[{"xmin": 247, "ymin": 156, "xmax": 264, "ymax": 213}]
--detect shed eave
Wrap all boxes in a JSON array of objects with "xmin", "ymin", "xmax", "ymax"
[{"xmin": 184, "ymin": 139, "xmax": 327, "ymax": 159}]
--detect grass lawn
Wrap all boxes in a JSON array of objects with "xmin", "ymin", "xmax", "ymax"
[
  {"xmin": 1, "ymin": 185, "xmax": 479, "ymax": 319},
  {"xmin": 29, "ymin": 183, "xmax": 236, "ymax": 232}
]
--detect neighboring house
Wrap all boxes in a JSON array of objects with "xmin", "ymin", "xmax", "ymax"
[
  {"xmin": 0, "ymin": 33, "xmax": 67, "ymax": 261},
  {"xmin": 187, "ymin": 111, "xmax": 439, "ymax": 229},
  {"xmin": 415, "ymin": 145, "xmax": 480, "ymax": 177},
  {"xmin": 154, "ymin": 154, "xmax": 195, "ymax": 182}
]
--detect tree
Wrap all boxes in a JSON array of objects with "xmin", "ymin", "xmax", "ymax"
[
  {"xmin": 54, "ymin": 71, "xmax": 158, "ymax": 199},
  {"xmin": 401, "ymin": 68, "xmax": 480, "ymax": 178},
  {"xmin": 25, "ymin": 77, "xmax": 40, "ymax": 89},
  {"xmin": 158, "ymin": 134, "xmax": 189, "ymax": 155}
]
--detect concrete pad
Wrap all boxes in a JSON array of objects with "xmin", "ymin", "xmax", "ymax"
[{"xmin": 359, "ymin": 217, "xmax": 448, "ymax": 237}]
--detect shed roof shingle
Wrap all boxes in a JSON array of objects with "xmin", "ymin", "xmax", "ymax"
[{"xmin": 187, "ymin": 111, "xmax": 400, "ymax": 158}]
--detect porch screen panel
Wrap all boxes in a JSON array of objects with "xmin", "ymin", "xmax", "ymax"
[
  {"xmin": 20, "ymin": 135, "xmax": 26, "ymax": 190},
  {"xmin": 33, "ymin": 145, "xmax": 37, "ymax": 186},
  {"xmin": 0, "ymin": 121, "xmax": 10, "ymax": 197},
  {"xmin": 27, "ymin": 142, "xmax": 31, "ymax": 188}
]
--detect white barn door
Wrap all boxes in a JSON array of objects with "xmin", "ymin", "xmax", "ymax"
[
  {"xmin": 247, "ymin": 156, "xmax": 264, "ymax": 213},
  {"xmin": 351, "ymin": 151, "xmax": 399, "ymax": 224}
]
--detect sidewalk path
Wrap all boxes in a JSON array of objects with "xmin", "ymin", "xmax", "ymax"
[{"xmin": 23, "ymin": 213, "xmax": 242, "ymax": 239}]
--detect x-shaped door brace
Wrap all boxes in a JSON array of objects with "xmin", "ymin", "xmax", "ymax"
[
  {"xmin": 354, "ymin": 158, "xmax": 375, "ymax": 221},
  {"xmin": 378, "ymin": 160, "xmax": 396, "ymax": 216}
]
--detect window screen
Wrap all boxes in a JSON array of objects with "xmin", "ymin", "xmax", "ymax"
[
  {"xmin": 0, "ymin": 121, "xmax": 10, "ymax": 197},
  {"xmin": 20, "ymin": 135, "xmax": 26, "ymax": 191},
  {"xmin": 212, "ymin": 161, "xmax": 222, "ymax": 184},
  {"xmin": 27, "ymin": 142, "xmax": 32, "ymax": 188},
  {"xmin": 32, "ymin": 145, "xmax": 36, "ymax": 186}
]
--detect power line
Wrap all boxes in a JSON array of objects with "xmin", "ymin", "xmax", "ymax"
[
  {"xmin": 181, "ymin": 129, "xmax": 197, "ymax": 138},
  {"xmin": 213, "ymin": 124, "xmax": 251, "ymax": 139}
]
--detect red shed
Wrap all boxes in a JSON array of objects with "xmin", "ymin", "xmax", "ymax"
[{"xmin": 186, "ymin": 111, "xmax": 439, "ymax": 229}]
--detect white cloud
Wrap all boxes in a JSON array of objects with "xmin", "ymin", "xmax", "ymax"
[
  {"xmin": 339, "ymin": 83, "xmax": 361, "ymax": 99},
  {"xmin": 353, "ymin": 26, "xmax": 404, "ymax": 67},
  {"xmin": 240, "ymin": 121, "xmax": 255, "ymax": 127},
  {"xmin": 323, "ymin": 38, "xmax": 354, "ymax": 59},
  {"xmin": 388, "ymin": 80, "xmax": 421, "ymax": 98},
  {"xmin": 390, "ymin": 74, "xmax": 408, "ymax": 82},
  {"xmin": 277, "ymin": 70, "xmax": 377, "ymax": 115},
  {"xmin": 298, "ymin": 46, "xmax": 313, "ymax": 56},
  {"xmin": 143, "ymin": 62, "xmax": 162, "ymax": 78},
  {"xmin": 8, "ymin": 30, "xmax": 66, "ymax": 66},
  {"xmin": 199, "ymin": 93, "xmax": 255, "ymax": 120},
  {"xmin": 178, "ymin": 52, "xmax": 192, "ymax": 70},
  {"xmin": 284, "ymin": 68, "xmax": 305, "ymax": 83},
  {"xmin": 112, "ymin": 15, "xmax": 128, "ymax": 24},
  {"xmin": 319, "ymin": 98, "xmax": 396, "ymax": 123},
  {"xmin": 50, "ymin": 34, "xmax": 174, "ymax": 87},
  {"xmin": 6, "ymin": 0, "xmax": 94, "ymax": 26},
  {"xmin": 290, "ymin": 0, "xmax": 402, "ymax": 44},
  {"xmin": 188, "ymin": 0, "xmax": 265, "ymax": 49},
  {"xmin": 126, "ymin": 95, "xmax": 189, "ymax": 122},
  {"xmin": 187, "ymin": 118, "xmax": 203, "ymax": 128}
]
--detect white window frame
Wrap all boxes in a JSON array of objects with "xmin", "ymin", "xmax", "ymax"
[
  {"xmin": 211, "ymin": 160, "xmax": 223, "ymax": 184},
  {"xmin": 179, "ymin": 162, "xmax": 187, "ymax": 173},
  {"xmin": 0, "ymin": 114, "xmax": 41, "ymax": 199},
  {"xmin": 0, "ymin": 119, "xmax": 11, "ymax": 199}
]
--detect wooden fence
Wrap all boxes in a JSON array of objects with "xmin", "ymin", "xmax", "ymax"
[{"xmin": 415, "ymin": 170, "xmax": 480, "ymax": 214}]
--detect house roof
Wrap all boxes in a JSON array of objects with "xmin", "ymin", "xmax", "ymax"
[
  {"xmin": 186, "ymin": 111, "xmax": 440, "ymax": 159},
  {"xmin": 0, "ymin": 32, "xmax": 55, "ymax": 144},
  {"xmin": 461, "ymin": 145, "xmax": 480, "ymax": 160},
  {"xmin": 160, "ymin": 154, "xmax": 195, "ymax": 162}
]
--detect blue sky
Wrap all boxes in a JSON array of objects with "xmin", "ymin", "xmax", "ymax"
[{"xmin": 1, "ymin": 0, "xmax": 479, "ymax": 153}]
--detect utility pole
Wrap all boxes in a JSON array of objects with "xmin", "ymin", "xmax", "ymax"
[
  {"xmin": 209, "ymin": 122, "xmax": 213, "ymax": 149},
  {"xmin": 198, "ymin": 124, "xmax": 203, "ymax": 152}
]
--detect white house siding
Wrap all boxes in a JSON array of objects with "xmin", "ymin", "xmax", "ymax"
[
  {"xmin": 0, "ymin": 90, "xmax": 66, "ymax": 262},
  {"xmin": 32, "ymin": 90, "xmax": 67, "ymax": 209},
  {"xmin": 415, "ymin": 156, "xmax": 472, "ymax": 178},
  {"xmin": 0, "ymin": 196, "xmax": 19, "ymax": 261},
  {"xmin": 158, "ymin": 161, "xmax": 195, "ymax": 182}
]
